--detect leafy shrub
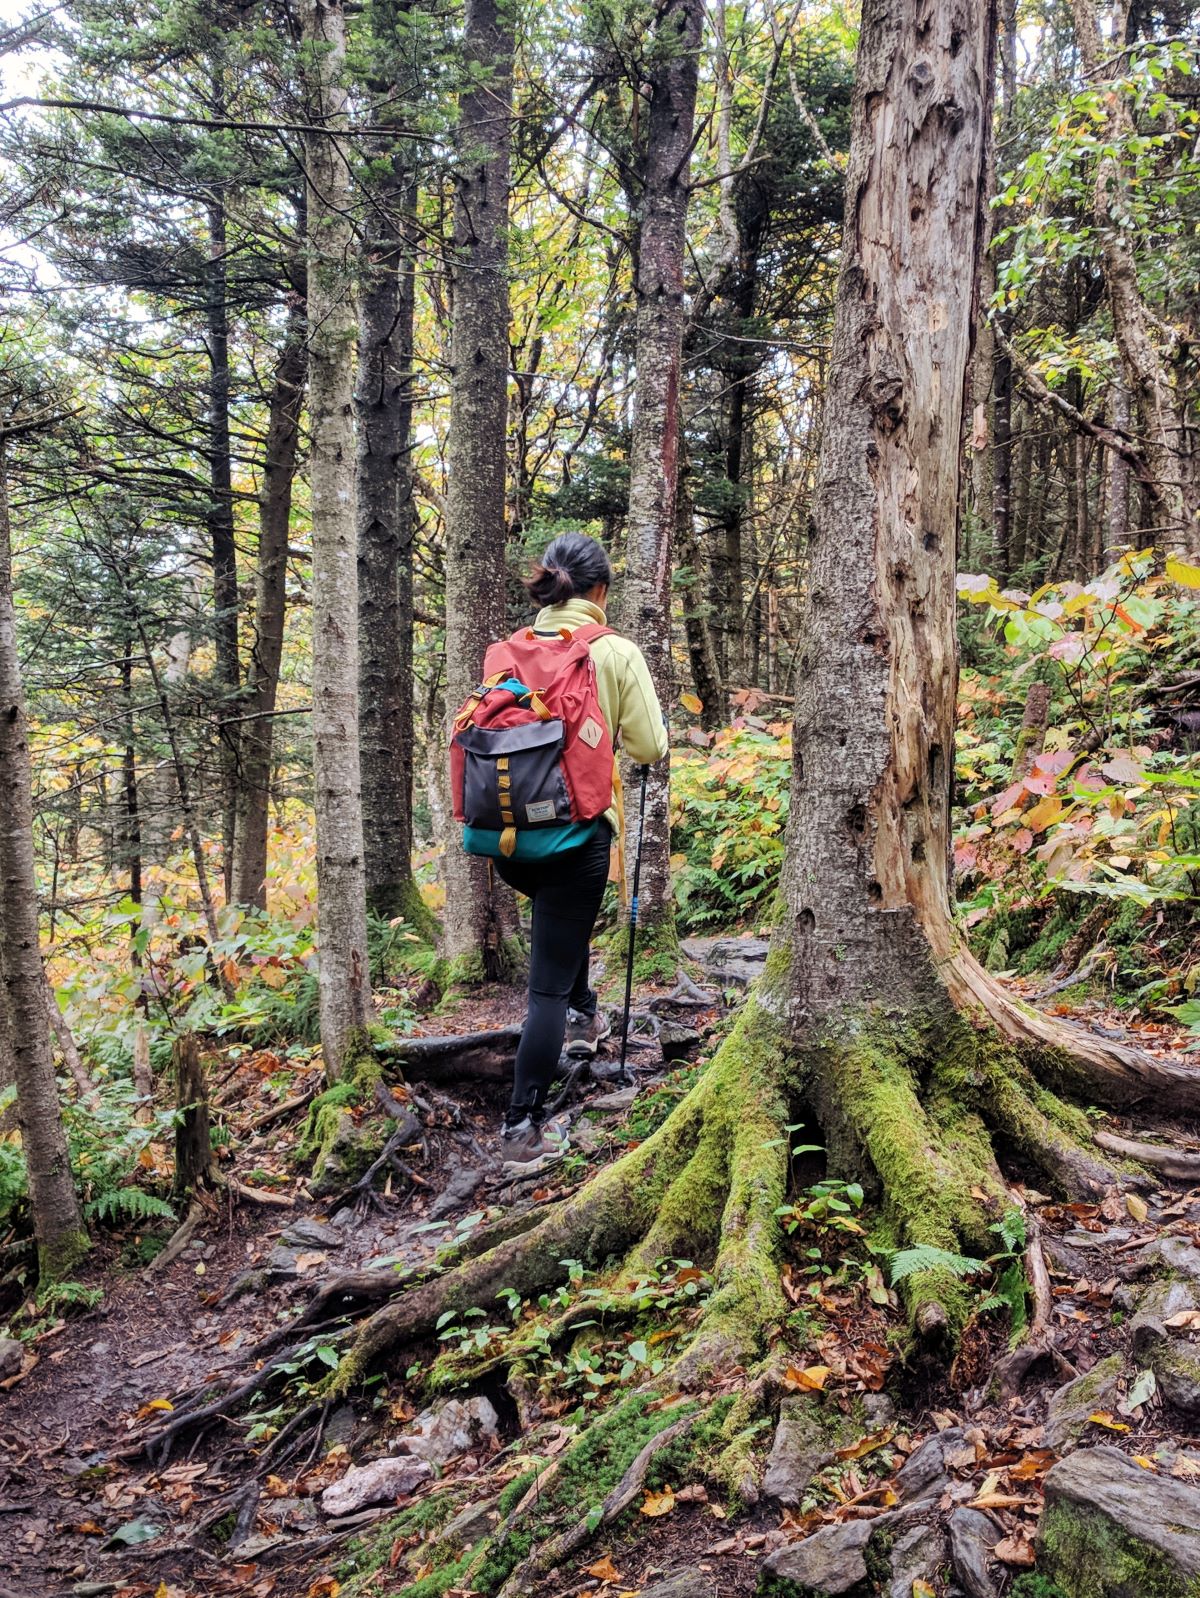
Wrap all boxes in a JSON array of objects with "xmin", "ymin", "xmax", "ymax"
[{"xmin": 670, "ymin": 723, "xmax": 790, "ymax": 931}]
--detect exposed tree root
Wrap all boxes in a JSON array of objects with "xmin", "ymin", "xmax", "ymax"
[
  {"xmin": 492, "ymin": 1410, "xmax": 698, "ymax": 1598},
  {"xmin": 375, "ymin": 1026, "xmax": 521, "ymax": 1083},
  {"xmin": 1095, "ymin": 1128, "xmax": 1200, "ymax": 1181}
]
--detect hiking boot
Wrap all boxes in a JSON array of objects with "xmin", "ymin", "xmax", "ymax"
[
  {"xmin": 565, "ymin": 1007, "xmax": 611, "ymax": 1058},
  {"xmin": 500, "ymin": 1113, "xmax": 570, "ymax": 1176}
]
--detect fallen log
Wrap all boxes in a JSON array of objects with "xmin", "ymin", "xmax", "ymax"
[{"xmin": 376, "ymin": 1025, "xmax": 522, "ymax": 1083}]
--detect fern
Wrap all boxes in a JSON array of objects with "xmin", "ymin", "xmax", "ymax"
[
  {"xmin": 888, "ymin": 1244, "xmax": 983, "ymax": 1285},
  {"xmin": 992, "ymin": 1206, "xmax": 1027, "ymax": 1255},
  {"xmin": 85, "ymin": 1187, "xmax": 176, "ymax": 1225}
]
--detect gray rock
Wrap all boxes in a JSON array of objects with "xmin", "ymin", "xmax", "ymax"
[
  {"xmin": 324, "ymin": 1404, "xmax": 360, "ymax": 1449},
  {"xmin": 219, "ymin": 1268, "xmax": 268, "ymax": 1305},
  {"xmin": 1045, "ymin": 1354, "xmax": 1124, "ymax": 1453},
  {"xmin": 762, "ymin": 1396, "xmax": 836, "ymax": 1506},
  {"xmin": 427, "ymin": 1165, "xmax": 484, "ymax": 1222},
  {"xmin": 442, "ymin": 1495, "xmax": 500, "ymax": 1547},
  {"xmin": 680, "ymin": 935, "xmax": 769, "ymax": 988},
  {"xmin": 888, "ymin": 1522, "xmax": 945, "ymax": 1598},
  {"xmin": 0, "ymin": 1337, "xmax": 24, "ymax": 1381},
  {"xmin": 947, "ymin": 1508, "xmax": 998, "ymax": 1598},
  {"xmin": 1131, "ymin": 1277, "xmax": 1200, "ymax": 1357},
  {"xmin": 1135, "ymin": 1234, "xmax": 1200, "ymax": 1289},
  {"xmin": 638, "ymin": 1575, "xmax": 715, "ymax": 1598},
  {"xmin": 896, "ymin": 1427, "xmax": 970, "ymax": 1501},
  {"xmin": 1041, "ymin": 1445, "xmax": 1200, "ymax": 1593},
  {"xmin": 760, "ymin": 1518, "xmax": 876, "ymax": 1593},
  {"xmin": 321, "ymin": 1456, "xmax": 433, "ymax": 1517},
  {"xmin": 395, "ymin": 1397, "xmax": 500, "ymax": 1466},
  {"xmin": 264, "ymin": 1245, "xmax": 305, "ymax": 1280},
  {"xmin": 658, "ymin": 1021, "xmax": 701, "ymax": 1061},
  {"xmin": 590, "ymin": 1085, "xmax": 639, "ymax": 1112},
  {"xmin": 280, "ymin": 1217, "xmax": 343, "ymax": 1250},
  {"xmin": 1149, "ymin": 1341, "xmax": 1200, "ymax": 1417}
]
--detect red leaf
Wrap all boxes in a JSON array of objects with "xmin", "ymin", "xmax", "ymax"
[{"xmin": 990, "ymin": 780, "xmax": 1027, "ymax": 818}]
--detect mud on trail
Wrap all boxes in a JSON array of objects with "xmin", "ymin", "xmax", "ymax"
[{"xmin": 3, "ymin": 947, "xmax": 1200, "ymax": 1598}]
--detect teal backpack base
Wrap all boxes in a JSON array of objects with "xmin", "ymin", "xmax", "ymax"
[{"xmin": 462, "ymin": 819, "xmax": 600, "ymax": 861}]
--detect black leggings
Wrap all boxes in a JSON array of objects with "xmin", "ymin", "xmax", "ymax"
[{"xmin": 493, "ymin": 825, "xmax": 612, "ymax": 1123}]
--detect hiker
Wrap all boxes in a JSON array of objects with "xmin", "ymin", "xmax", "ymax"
[{"xmin": 449, "ymin": 532, "xmax": 668, "ymax": 1174}]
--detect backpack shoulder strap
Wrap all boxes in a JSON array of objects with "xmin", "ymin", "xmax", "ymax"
[{"xmin": 568, "ymin": 623, "xmax": 615, "ymax": 647}]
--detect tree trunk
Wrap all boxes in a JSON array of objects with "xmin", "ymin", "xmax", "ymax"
[
  {"xmin": 233, "ymin": 297, "xmax": 307, "ymax": 911},
  {"xmin": 303, "ymin": 0, "xmax": 373, "ymax": 1077},
  {"xmin": 1106, "ymin": 374, "xmax": 1133, "ymax": 558},
  {"xmin": 989, "ymin": 0, "xmax": 1018, "ymax": 580},
  {"xmin": 674, "ymin": 424, "xmax": 723, "ymax": 731},
  {"xmin": 0, "ymin": 440, "xmax": 88, "ymax": 1279},
  {"xmin": 1072, "ymin": 0, "xmax": 1196, "ymax": 556},
  {"xmin": 172, "ymin": 1034, "xmax": 213, "ymax": 1199},
  {"xmin": 206, "ymin": 193, "xmax": 241, "ymax": 895},
  {"xmin": 356, "ymin": 128, "xmax": 433, "ymax": 934},
  {"xmin": 619, "ymin": 0, "xmax": 703, "ymax": 949},
  {"xmin": 440, "ymin": 0, "xmax": 521, "ymax": 981}
]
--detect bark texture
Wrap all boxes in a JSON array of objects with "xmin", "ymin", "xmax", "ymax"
[
  {"xmin": 0, "ymin": 442, "xmax": 88, "ymax": 1277},
  {"xmin": 440, "ymin": 0, "xmax": 520, "ymax": 977},
  {"xmin": 303, "ymin": 0, "xmax": 373, "ymax": 1075},
  {"xmin": 356, "ymin": 124, "xmax": 430, "ymax": 931},
  {"xmin": 1071, "ymin": 0, "xmax": 1197, "ymax": 556},
  {"xmin": 233, "ymin": 297, "xmax": 307, "ymax": 911},
  {"xmin": 620, "ymin": 0, "xmax": 703, "ymax": 939}
]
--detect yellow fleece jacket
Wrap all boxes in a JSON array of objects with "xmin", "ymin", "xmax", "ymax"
[{"xmin": 532, "ymin": 598, "xmax": 669, "ymax": 838}]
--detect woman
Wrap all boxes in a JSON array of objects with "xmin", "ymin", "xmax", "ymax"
[{"xmin": 495, "ymin": 533, "xmax": 667, "ymax": 1175}]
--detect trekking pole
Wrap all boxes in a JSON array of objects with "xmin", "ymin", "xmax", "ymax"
[{"xmin": 617, "ymin": 764, "xmax": 650, "ymax": 1086}]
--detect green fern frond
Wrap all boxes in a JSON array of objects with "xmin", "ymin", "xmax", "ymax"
[
  {"xmin": 85, "ymin": 1187, "xmax": 176, "ymax": 1225},
  {"xmin": 889, "ymin": 1244, "xmax": 983, "ymax": 1285}
]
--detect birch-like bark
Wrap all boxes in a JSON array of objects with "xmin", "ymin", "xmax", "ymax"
[
  {"xmin": 441, "ymin": 0, "xmax": 519, "ymax": 976},
  {"xmin": 0, "ymin": 439, "xmax": 88, "ymax": 1277},
  {"xmin": 303, "ymin": 0, "xmax": 372, "ymax": 1076},
  {"xmin": 357, "ymin": 133, "xmax": 429, "ymax": 929},
  {"xmin": 233, "ymin": 296, "xmax": 307, "ymax": 910},
  {"xmin": 620, "ymin": 0, "xmax": 703, "ymax": 941}
]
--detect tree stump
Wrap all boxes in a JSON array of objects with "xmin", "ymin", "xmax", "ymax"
[{"xmin": 173, "ymin": 1033, "xmax": 213, "ymax": 1199}]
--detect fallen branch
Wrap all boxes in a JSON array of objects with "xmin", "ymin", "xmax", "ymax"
[
  {"xmin": 146, "ymin": 1198, "xmax": 206, "ymax": 1277},
  {"xmin": 376, "ymin": 1025, "xmax": 522, "ymax": 1082},
  {"xmin": 215, "ymin": 1172, "xmax": 295, "ymax": 1208},
  {"xmin": 246, "ymin": 1086, "xmax": 319, "ymax": 1133},
  {"xmin": 1095, "ymin": 1129, "xmax": 1200, "ymax": 1182}
]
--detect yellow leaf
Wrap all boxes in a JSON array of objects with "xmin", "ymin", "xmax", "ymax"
[
  {"xmin": 913, "ymin": 1583, "xmax": 937, "ymax": 1598},
  {"xmin": 587, "ymin": 1555, "xmax": 621, "ymax": 1581},
  {"xmin": 679, "ymin": 692, "xmax": 703, "ymax": 715},
  {"xmin": 1166, "ymin": 556, "xmax": 1200, "ymax": 590},
  {"xmin": 1024, "ymin": 796, "xmax": 1067, "ymax": 833},
  {"xmin": 1132, "ymin": 1455, "xmax": 1157, "ymax": 1470},
  {"xmin": 258, "ymin": 963, "xmax": 288, "ymax": 989},
  {"xmin": 147, "ymin": 1398, "xmax": 174, "ymax": 1412},
  {"xmin": 640, "ymin": 1486, "xmax": 675, "ymax": 1518},
  {"xmin": 783, "ymin": 1365, "xmax": 831, "ymax": 1392},
  {"xmin": 1126, "ymin": 1193, "xmax": 1149, "ymax": 1223},
  {"xmin": 1088, "ymin": 1412, "xmax": 1131, "ymax": 1432}
]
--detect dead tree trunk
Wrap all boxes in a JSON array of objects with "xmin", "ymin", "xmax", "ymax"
[
  {"xmin": 173, "ymin": 1034, "xmax": 214, "ymax": 1198},
  {"xmin": 0, "ymin": 439, "xmax": 88, "ymax": 1279},
  {"xmin": 619, "ymin": 0, "xmax": 703, "ymax": 950},
  {"xmin": 303, "ymin": 0, "xmax": 373, "ymax": 1076},
  {"xmin": 440, "ymin": 0, "xmax": 521, "ymax": 981},
  {"xmin": 233, "ymin": 295, "xmax": 307, "ymax": 911},
  {"xmin": 356, "ymin": 110, "xmax": 433, "ymax": 935}
]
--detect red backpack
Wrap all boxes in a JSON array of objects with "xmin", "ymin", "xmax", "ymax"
[{"xmin": 450, "ymin": 623, "xmax": 615, "ymax": 859}]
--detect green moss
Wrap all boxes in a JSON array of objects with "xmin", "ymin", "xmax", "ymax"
[
  {"xmin": 37, "ymin": 1228, "xmax": 91, "ymax": 1283},
  {"xmin": 1038, "ymin": 1497, "xmax": 1200, "ymax": 1598},
  {"xmin": 442, "ymin": 937, "xmax": 525, "ymax": 995},
  {"xmin": 338, "ymin": 1491, "xmax": 462, "ymax": 1593},
  {"xmin": 603, "ymin": 916, "xmax": 681, "ymax": 986},
  {"xmin": 496, "ymin": 1468, "xmax": 538, "ymax": 1518}
]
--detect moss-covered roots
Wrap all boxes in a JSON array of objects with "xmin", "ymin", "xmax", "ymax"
[{"xmin": 317, "ymin": 979, "xmax": 1133, "ymax": 1397}]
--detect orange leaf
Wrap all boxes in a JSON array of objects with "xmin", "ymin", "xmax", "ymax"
[
  {"xmin": 587, "ymin": 1556, "xmax": 621, "ymax": 1582},
  {"xmin": 783, "ymin": 1365, "xmax": 830, "ymax": 1392},
  {"xmin": 640, "ymin": 1486, "xmax": 675, "ymax": 1518}
]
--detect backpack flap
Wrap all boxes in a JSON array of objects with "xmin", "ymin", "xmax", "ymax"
[{"xmin": 453, "ymin": 718, "xmax": 571, "ymax": 855}]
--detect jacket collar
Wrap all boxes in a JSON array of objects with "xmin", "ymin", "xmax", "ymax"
[{"xmin": 533, "ymin": 598, "xmax": 608, "ymax": 631}]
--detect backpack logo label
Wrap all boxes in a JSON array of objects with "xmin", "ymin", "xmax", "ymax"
[
  {"xmin": 526, "ymin": 799, "xmax": 557, "ymax": 823},
  {"xmin": 578, "ymin": 716, "xmax": 604, "ymax": 749}
]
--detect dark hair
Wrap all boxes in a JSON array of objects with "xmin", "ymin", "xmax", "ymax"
[{"xmin": 524, "ymin": 533, "xmax": 613, "ymax": 608}]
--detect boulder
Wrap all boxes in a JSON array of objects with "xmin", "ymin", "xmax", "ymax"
[
  {"xmin": 764, "ymin": 1394, "xmax": 897, "ymax": 1507},
  {"xmin": 896, "ymin": 1426, "xmax": 976, "ymax": 1501},
  {"xmin": 0, "ymin": 1337, "xmax": 24, "ymax": 1381},
  {"xmin": 1044, "ymin": 1354, "xmax": 1124, "ymax": 1453},
  {"xmin": 1040, "ymin": 1445, "xmax": 1200, "ymax": 1596},
  {"xmin": 680, "ymin": 935, "xmax": 769, "ymax": 988},
  {"xmin": 279, "ymin": 1217, "xmax": 343, "ymax": 1251},
  {"xmin": 887, "ymin": 1522, "xmax": 945, "ymax": 1598},
  {"xmin": 947, "ymin": 1508, "xmax": 998, "ymax": 1598},
  {"xmin": 395, "ymin": 1397, "xmax": 500, "ymax": 1466},
  {"xmin": 759, "ymin": 1519, "xmax": 876, "ymax": 1594},
  {"xmin": 658, "ymin": 1021, "xmax": 702, "ymax": 1062},
  {"xmin": 637, "ymin": 1575, "xmax": 715, "ymax": 1598},
  {"xmin": 1134, "ymin": 1234, "xmax": 1200, "ymax": 1290},
  {"xmin": 427, "ymin": 1165, "xmax": 485, "ymax": 1222},
  {"xmin": 321, "ymin": 1457, "xmax": 433, "ymax": 1517}
]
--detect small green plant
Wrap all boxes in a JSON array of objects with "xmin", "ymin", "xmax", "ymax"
[
  {"xmin": 36, "ymin": 1279, "xmax": 103, "ymax": 1316},
  {"xmin": 85, "ymin": 1187, "xmax": 176, "ymax": 1225},
  {"xmin": 889, "ymin": 1208, "xmax": 1030, "ymax": 1341}
]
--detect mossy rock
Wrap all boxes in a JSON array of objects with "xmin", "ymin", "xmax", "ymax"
[
  {"xmin": 1039, "ymin": 1445, "xmax": 1200, "ymax": 1598},
  {"xmin": 1044, "ymin": 1355, "xmax": 1124, "ymax": 1454}
]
